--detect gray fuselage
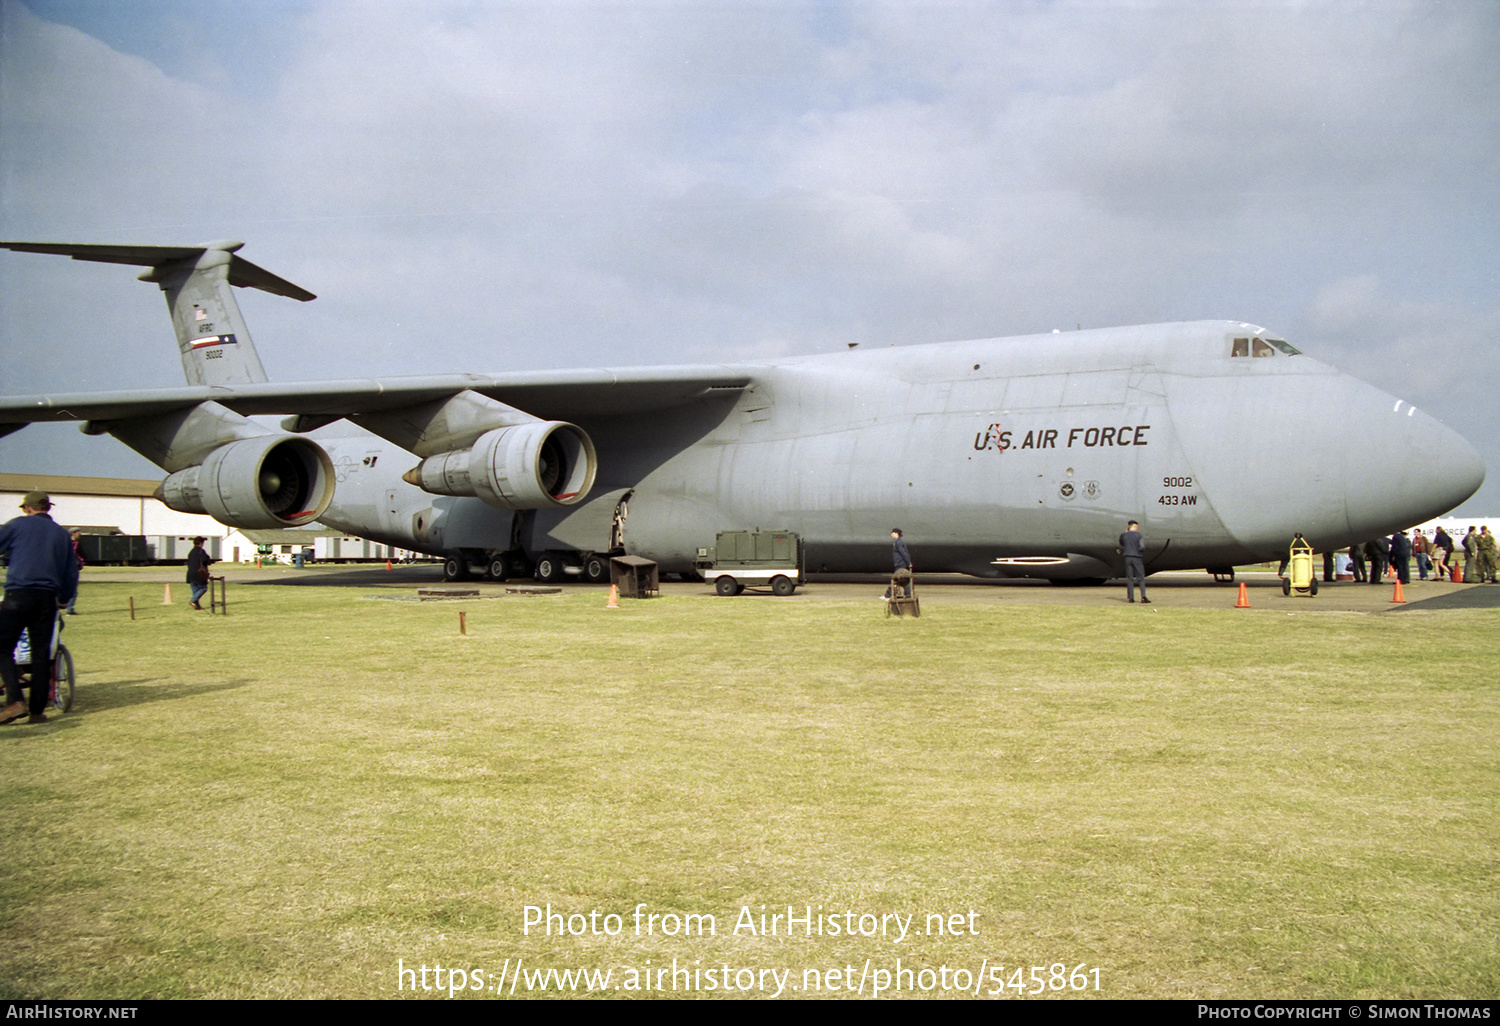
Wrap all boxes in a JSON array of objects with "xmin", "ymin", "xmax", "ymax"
[{"xmin": 314, "ymin": 321, "xmax": 1485, "ymax": 579}]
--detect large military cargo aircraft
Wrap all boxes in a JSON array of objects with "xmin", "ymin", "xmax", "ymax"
[{"xmin": 0, "ymin": 241, "xmax": 1485, "ymax": 583}]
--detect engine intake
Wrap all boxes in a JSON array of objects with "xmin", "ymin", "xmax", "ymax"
[
  {"xmin": 403, "ymin": 421, "xmax": 597, "ymax": 509},
  {"xmin": 158, "ymin": 435, "xmax": 335, "ymax": 528}
]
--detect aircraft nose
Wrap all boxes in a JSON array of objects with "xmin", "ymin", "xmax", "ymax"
[
  {"xmin": 1165, "ymin": 366, "xmax": 1485, "ymax": 552},
  {"xmin": 1342, "ymin": 395, "xmax": 1486, "ymax": 538}
]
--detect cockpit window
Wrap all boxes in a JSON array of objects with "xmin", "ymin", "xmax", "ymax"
[{"xmin": 1231, "ymin": 336, "xmax": 1300, "ymax": 358}]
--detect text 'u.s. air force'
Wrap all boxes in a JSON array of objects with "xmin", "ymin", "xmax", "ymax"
[{"xmin": 974, "ymin": 424, "xmax": 1151, "ymax": 451}]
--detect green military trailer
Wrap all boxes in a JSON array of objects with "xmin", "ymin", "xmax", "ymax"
[{"xmin": 695, "ymin": 529, "xmax": 805, "ymax": 596}]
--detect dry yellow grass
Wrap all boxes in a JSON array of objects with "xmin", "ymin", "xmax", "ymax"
[{"xmin": 1, "ymin": 575, "xmax": 1495, "ymax": 999}]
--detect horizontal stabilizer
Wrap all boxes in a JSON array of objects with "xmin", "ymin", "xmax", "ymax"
[{"xmin": 0, "ymin": 242, "xmax": 316, "ymax": 301}]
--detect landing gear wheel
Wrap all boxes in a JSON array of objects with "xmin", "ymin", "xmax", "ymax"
[
  {"xmin": 770, "ymin": 575, "xmax": 796, "ymax": 597},
  {"xmin": 443, "ymin": 557, "xmax": 470, "ymax": 582},
  {"xmin": 51, "ymin": 646, "xmax": 74, "ymax": 713},
  {"xmin": 582, "ymin": 555, "xmax": 609, "ymax": 583},
  {"xmin": 534, "ymin": 555, "xmax": 565, "ymax": 584},
  {"xmin": 486, "ymin": 555, "xmax": 510, "ymax": 581},
  {"xmin": 715, "ymin": 576, "xmax": 740, "ymax": 596}
]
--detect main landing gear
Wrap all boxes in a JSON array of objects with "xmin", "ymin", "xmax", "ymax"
[{"xmin": 443, "ymin": 549, "xmax": 612, "ymax": 584}]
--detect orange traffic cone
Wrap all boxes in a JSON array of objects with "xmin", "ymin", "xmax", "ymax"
[
  {"xmin": 1391, "ymin": 579, "xmax": 1407, "ymax": 603},
  {"xmin": 385, "ymin": 559, "xmax": 393, "ymax": 570},
  {"xmin": 606, "ymin": 584, "xmax": 620, "ymax": 609},
  {"xmin": 1235, "ymin": 582, "xmax": 1251, "ymax": 608},
  {"xmin": 161, "ymin": 584, "xmax": 173, "ymax": 605}
]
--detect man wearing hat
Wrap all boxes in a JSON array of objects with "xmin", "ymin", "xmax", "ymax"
[
  {"xmin": 187, "ymin": 536, "xmax": 215, "ymax": 610},
  {"xmin": 0, "ymin": 491, "xmax": 80, "ymax": 724}
]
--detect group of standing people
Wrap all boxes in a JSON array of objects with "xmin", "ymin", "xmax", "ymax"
[
  {"xmin": 1350, "ymin": 534, "xmax": 1410, "ymax": 585},
  {"xmin": 1462, "ymin": 526, "xmax": 1499, "ymax": 583},
  {"xmin": 887, "ymin": 517, "xmax": 1495, "ymax": 603},
  {"xmin": 1352, "ymin": 526, "xmax": 1498, "ymax": 584}
]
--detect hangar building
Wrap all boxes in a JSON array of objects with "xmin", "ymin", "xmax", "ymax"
[{"xmin": 0, "ymin": 473, "xmax": 398, "ymax": 564}]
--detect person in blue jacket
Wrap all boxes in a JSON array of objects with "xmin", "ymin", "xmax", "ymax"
[{"xmin": 0, "ymin": 491, "xmax": 79, "ymax": 724}]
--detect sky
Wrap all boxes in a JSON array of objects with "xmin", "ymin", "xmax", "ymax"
[{"xmin": 1, "ymin": 0, "xmax": 1496, "ymax": 514}]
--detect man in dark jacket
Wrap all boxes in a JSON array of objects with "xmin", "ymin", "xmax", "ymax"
[
  {"xmin": 187, "ymin": 536, "xmax": 215, "ymax": 610},
  {"xmin": 1388, "ymin": 530, "xmax": 1412, "ymax": 585},
  {"xmin": 1120, "ymin": 519, "xmax": 1149, "ymax": 604},
  {"xmin": 886, "ymin": 528, "xmax": 913, "ymax": 599},
  {"xmin": 0, "ymin": 491, "xmax": 79, "ymax": 724}
]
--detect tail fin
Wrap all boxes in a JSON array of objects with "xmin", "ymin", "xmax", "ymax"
[{"xmin": 0, "ymin": 241, "xmax": 314, "ymax": 387}]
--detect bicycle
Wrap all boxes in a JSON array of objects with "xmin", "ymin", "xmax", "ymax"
[{"xmin": 12, "ymin": 610, "xmax": 74, "ymax": 714}]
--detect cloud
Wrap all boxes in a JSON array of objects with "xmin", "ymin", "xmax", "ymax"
[
  {"xmin": 2, "ymin": 0, "xmax": 1496, "ymax": 508},
  {"xmin": 1308, "ymin": 274, "xmax": 1500, "ymax": 403}
]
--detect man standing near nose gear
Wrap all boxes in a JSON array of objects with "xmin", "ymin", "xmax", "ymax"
[{"xmin": 1120, "ymin": 519, "xmax": 1149, "ymax": 604}]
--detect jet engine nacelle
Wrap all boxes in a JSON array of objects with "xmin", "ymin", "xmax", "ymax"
[
  {"xmin": 158, "ymin": 435, "xmax": 335, "ymax": 529},
  {"xmin": 403, "ymin": 421, "xmax": 597, "ymax": 510}
]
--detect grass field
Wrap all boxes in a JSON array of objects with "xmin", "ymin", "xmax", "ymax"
[{"xmin": 1, "ymin": 571, "xmax": 1496, "ymax": 1000}]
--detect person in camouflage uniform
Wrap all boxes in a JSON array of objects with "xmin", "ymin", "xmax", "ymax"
[
  {"xmin": 1462, "ymin": 527, "xmax": 1479, "ymax": 582},
  {"xmin": 1477, "ymin": 526, "xmax": 1498, "ymax": 584}
]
